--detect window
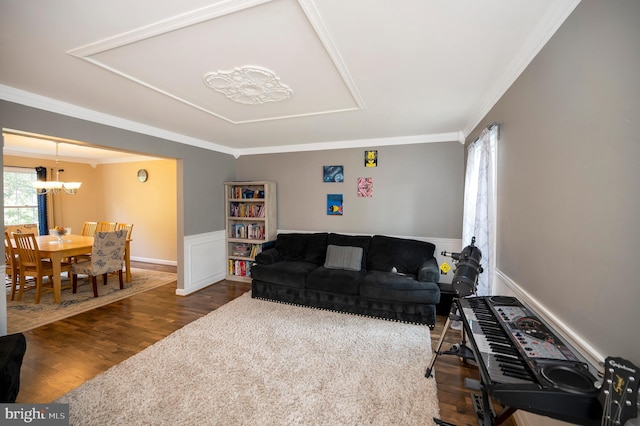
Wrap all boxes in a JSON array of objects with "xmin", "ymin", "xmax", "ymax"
[
  {"xmin": 462, "ymin": 125, "xmax": 498, "ymax": 296},
  {"xmin": 3, "ymin": 167, "xmax": 39, "ymax": 226}
]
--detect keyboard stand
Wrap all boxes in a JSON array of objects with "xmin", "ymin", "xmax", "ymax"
[{"xmin": 426, "ymin": 298, "xmax": 475, "ymax": 378}]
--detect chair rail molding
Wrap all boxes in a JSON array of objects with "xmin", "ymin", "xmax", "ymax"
[{"xmin": 493, "ymin": 268, "xmax": 603, "ymax": 368}]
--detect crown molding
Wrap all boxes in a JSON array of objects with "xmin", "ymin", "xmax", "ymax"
[
  {"xmin": 1, "ymin": 84, "xmax": 461, "ymax": 159},
  {"xmin": 0, "ymin": 84, "xmax": 236, "ymax": 157},
  {"xmin": 461, "ymin": 0, "xmax": 582, "ymax": 140},
  {"xmin": 2, "ymin": 148, "xmax": 157, "ymax": 167},
  {"xmin": 237, "ymin": 132, "xmax": 460, "ymax": 156}
]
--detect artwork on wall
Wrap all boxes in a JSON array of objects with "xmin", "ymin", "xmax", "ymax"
[
  {"xmin": 327, "ymin": 194, "xmax": 343, "ymax": 215},
  {"xmin": 364, "ymin": 150, "xmax": 377, "ymax": 167},
  {"xmin": 357, "ymin": 178, "xmax": 373, "ymax": 197},
  {"xmin": 323, "ymin": 165, "xmax": 344, "ymax": 182}
]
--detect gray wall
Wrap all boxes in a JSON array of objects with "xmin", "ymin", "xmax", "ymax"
[
  {"xmin": 0, "ymin": 100, "xmax": 236, "ymax": 237},
  {"xmin": 236, "ymin": 142, "xmax": 464, "ymax": 238},
  {"xmin": 468, "ymin": 0, "xmax": 639, "ymax": 364}
]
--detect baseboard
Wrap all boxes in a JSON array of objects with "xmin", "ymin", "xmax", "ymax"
[{"xmin": 130, "ymin": 256, "xmax": 177, "ymax": 266}]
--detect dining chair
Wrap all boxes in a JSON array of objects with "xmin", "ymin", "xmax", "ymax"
[
  {"xmin": 4, "ymin": 224, "xmax": 39, "ymax": 236},
  {"xmin": 115, "ymin": 223, "xmax": 133, "ymax": 239},
  {"xmin": 115, "ymin": 223, "xmax": 134, "ymax": 281},
  {"xmin": 4, "ymin": 232, "xmax": 20, "ymax": 301},
  {"xmin": 13, "ymin": 232, "xmax": 72, "ymax": 304},
  {"xmin": 96, "ymin": 222, "xmax": 117, "ymax": 232},
  {"xmin": 72, "ymin": 230, "xmax": 127, "ymax": 298},
  {"xmin": 73, "ymin": 221, "xmax": 99, "ymax": 263},
  {"xmin": 81, "ymin": 221, "xmax": 98, "ymax": 236}
]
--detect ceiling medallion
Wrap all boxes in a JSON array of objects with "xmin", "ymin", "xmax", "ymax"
[{"xmin": 203, "ymin": 66, "xmax": 293, "ymax": 105}]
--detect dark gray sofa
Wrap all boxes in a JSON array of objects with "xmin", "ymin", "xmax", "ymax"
[{"xmin": 251, "ymin": 233, "xmax": 441, "ymax": 327}]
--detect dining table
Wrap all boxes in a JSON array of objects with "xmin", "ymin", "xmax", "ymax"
[
  {"xmin": 34, "ymin": 234, "xmax": 94, "ymax": 304},
  {"xmin": 14, "ymin": 233, "xmax": 133, "ymax": 304}
]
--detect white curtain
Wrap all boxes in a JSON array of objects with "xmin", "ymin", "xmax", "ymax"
[{"xmin": 462, "ymin": 125, "xmax": 498, "ymax": 296}]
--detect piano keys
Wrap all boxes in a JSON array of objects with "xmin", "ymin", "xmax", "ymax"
[{"xmin": 456, "ymin": 296, "xmax": 603, "ymax": 425}]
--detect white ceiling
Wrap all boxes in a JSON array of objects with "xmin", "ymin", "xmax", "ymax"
[{"xmin": 0, "ymin": 0, "xmax": 580, "ymax": 160}]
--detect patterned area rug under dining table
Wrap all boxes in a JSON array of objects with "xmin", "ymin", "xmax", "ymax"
[{"xmin": 6, "ymin": 268, "xmax": 177, "ymax": 333}]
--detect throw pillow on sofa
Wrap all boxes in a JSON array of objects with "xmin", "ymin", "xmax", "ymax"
[{"xmin": 324, "ymin": 245, "xmax": 363, "ymax": 271}]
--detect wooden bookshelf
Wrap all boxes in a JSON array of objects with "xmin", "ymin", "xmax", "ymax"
[{"xmin": 224, "ymin": 181, "xmax": 277, "ymax": 282}]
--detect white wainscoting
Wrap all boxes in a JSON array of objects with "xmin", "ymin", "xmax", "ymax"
[
  {"xmin": 176, "ymin": 229, "xmax": 461, "ymax": 293},
  {"xmin": 178, "ymin": 230, "xmax": 227, "ymax": 296},
  {"xmin": 415, "ymin": 237, "xmax": 463, "ymax": 284}
]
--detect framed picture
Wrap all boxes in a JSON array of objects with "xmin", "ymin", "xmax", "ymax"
[
  {"xmin": 364, "ymin": 150, "xmax": 377, "ymax": 167},
  {"xmin": 357, "ymin": 178, "xmax": 373, "ymax": 197},
  {"xmin": 327, "ymin": 194, "xmax": 343, "ymax": 215},
  {"xmin": 323, "ymin": 165, "xmax": 344, "ymax": 182}
]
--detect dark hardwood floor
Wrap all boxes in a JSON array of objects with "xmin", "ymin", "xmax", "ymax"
[{"xmin": 13, "ymin": 262, "xmax": 514, "ymax": 425}]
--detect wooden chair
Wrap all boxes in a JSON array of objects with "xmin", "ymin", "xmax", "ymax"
[
  {"xmin": 4, "ymin": 232, "xmax": 20, "ymax": 301},
  {"xmin": 72, "ymin": 230, "xmax": 127, "ymax": 297},
  {"xmin": 115, "ymin": 223, "xmax": 134, "ymax": 281},
  {"xmin": 4, "ymin": 224, "xmax": 39, "ymax": 236},
  {"xmin": 73, "ymin": 221, "xmax": 99, "ymax": 263},
  {"xmin": 115, "ymin": 223, "xmax": 133, "ymax": 239},
  {"xmin": 13, "ymin": 233, "xmax": 72, "ymax": 304},
  {"xmin": 96, "ymin": 222, "xmax": 117, "ymax": 232},
  {"xmin": 81, "ymin": 221, "xmax": 98, "ymax": 236}
]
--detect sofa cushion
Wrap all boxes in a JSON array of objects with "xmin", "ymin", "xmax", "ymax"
[
  {"xmin": 306, "ymin": 266, "xmax": 365, "ymax": 295},
  {"xmin": 360, "ymin": 271, "xmax": 440, "ymax": 304},
  {"xmin": 367, "ymin": 235, "xmax": 436, "ymax": 274},
  {"xmin": 275, "ymin": 234, "xmax": 308, "ymax": 261},
  {"xmin": 324, "ymin": 245, "xmax": 363, "ymax": 271},
  {"xmin": 327, "ymin": 233, "xmax": 371, "ymax": 270},
  {"xmin": 251, "ymin": 260, "xmax": 318, "ymax": 289},
  {"xmin": 274, "ymin": 233, "xmax": 328, "ymax": 264},
  {"xmin": 303, "ymin": 233, "xmax": 328, "ymax": 264}
]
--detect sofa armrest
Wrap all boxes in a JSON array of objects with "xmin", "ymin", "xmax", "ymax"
[
  {"xmin": 254, "ymin": 247, "xmax": 282, "ymax": 265},
  {"xmin": 418, "ymin": 257, "xmax": 440, "ymax": 283}
]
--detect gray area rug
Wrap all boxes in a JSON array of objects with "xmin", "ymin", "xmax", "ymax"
[
  {"xmin": 56, "ymin": 292, "xmax": 440, "ymax": 425},
  {"xmin": 6, "ymin": 268, "xmax": 177, "ymax": 333}
]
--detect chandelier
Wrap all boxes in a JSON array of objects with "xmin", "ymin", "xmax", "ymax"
[{"xmin": 32, "ymin": 142, "xmax": 82, "ymax": 195}]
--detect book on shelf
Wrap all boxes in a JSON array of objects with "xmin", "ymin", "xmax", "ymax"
[
  {"xmin": 228, "ymin": 259, "xmax": 252, "ymax": 277},
  {"xmin": 229, "ymin": 202, "xmax": 265, "ymax": 218},
  {"xmin": 229, "ymin": 223, "xmax": 265, "ymax": 240},
  {"xmin": 230, "ymin": 186, "xmax": 265, "ymax": 200}
]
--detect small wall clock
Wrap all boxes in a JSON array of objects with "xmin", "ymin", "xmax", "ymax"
[{"xmin": 137, "ymin": 169, "xmax": 149, "ymax": 183}]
